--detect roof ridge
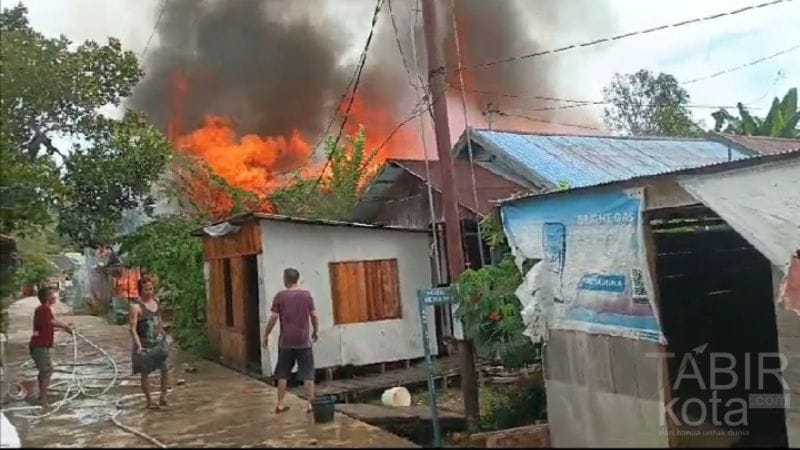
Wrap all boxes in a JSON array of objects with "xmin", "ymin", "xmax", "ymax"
[
  {"xmin": 719, "ymin": 133, "xmax": 800, "ymax": 143},
  {"xmin": 472, "ymin": 128, "xmax": 710, "ymax": 142}
]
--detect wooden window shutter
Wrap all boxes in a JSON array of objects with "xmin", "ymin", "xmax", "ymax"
[{"xmin": 329, "ymin": 259, "xmax": 401, "ymax": 325}]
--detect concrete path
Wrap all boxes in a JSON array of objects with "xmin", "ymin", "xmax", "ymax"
[{"xmin": 1, "ymin": 297, "xmax": 416, "ymax": 448}]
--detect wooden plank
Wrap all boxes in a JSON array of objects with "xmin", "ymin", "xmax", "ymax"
[
  {"xmin": 230, "ymin": 256, "xmax": 246, "ymax": 331},
  {"xmin": 354, "ymin": 261, "xmax": 369, "ymax": 323},
  {"xmin": 202, "ymin": 221, "xmax": 262, "ymax": 260},
  {"xmin": 375, "ymin": 259, "xmax": 401, "ymax": 320},
  {"xmin": 335, "ymin": 403, "xmax": 463, "ymax": 425}
]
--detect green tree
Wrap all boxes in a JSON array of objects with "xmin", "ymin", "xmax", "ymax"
[
  {"xmin": 712, "ymin": 87, "xmax": 799, "ymax": 138},
  {"xmin": 455, "ymin": 256, "xmax": 540, "ymax": 370},
  {"xmin": 57, "ymin": 113, "xmax": 172, "ymax": 247},
  {"xmin": 603, "ymin": 69, "xmax": 701, "ymax": 137},
  {"xmin": 1, "ymin": 4, "xmax": 171, "ymax": 246},
  {"xmin": 271, "ymin": 127, "xmax": 377, "ymax": 221}
]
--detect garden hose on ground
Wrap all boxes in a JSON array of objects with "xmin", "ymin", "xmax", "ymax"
[{"xmin": 1, "ymin": 331, "xmax": 167, "ymax": 448}]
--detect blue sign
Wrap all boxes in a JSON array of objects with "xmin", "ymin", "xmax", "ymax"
[
  {"xmin": 419, "ymin": 287, "xmax": 456, "ymax": 306},
  {"xmin": 417, "ymin": 287, "xmax": 456, "ymax": 447},
  {"xmin": 578, "ymin": 274, "xmax": 626, "ymax": 293}
]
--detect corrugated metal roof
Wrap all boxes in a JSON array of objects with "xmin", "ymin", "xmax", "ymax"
[
  {"xmin": 471, "ymin": 129, "xmax": 749, "ymax": 189},
  {"xmin": 193, "ymin": 212, "xmax": 430, "ymax": 236},
  {"xmin": 711, "ymin": 133, "xmax": 800, "ymax": 155},
  {"xmin": 497, "ymin": 148, "xmax": 800, "ymax": 205}
]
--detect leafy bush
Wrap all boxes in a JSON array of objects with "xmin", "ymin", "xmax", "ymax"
[
  {"xmin": 455, "ymin": 256, "xmax": 540, "ymax": 369},
  {"xmin": 15, "ymin": 254, "xmax": 57, "ymax": 288},
  {"xmin": 119, "ymin": 216, "xmax": 211, "ymax": 356},
  {"xmin": 479, "ymin": 383, "xmax": 547, "ymax": 432},
  {"xmin": 270, "ymin": 128, "xmax": 377, "ymax": 221}
]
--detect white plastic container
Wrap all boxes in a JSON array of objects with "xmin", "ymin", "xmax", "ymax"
[
  {"xmin": 381, "ymin": 386, "xmax": 411, "ymax": 407},
  {"xmin": 1, "ymin": 412, "xmax": 21, "ymax": 448}
]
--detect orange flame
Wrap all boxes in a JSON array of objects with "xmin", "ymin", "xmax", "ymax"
[
  {"xmin": 176, "ymin": 116, "xmax": 313, "ymax": 197},
  {"xmin": 169, "ymin": 68, "xmax": 424, "ymax": 219}
]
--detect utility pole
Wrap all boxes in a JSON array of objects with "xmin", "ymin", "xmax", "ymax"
[{"xmin": 421, "ymin": 0, "xmax": 480, "ymax": 426}]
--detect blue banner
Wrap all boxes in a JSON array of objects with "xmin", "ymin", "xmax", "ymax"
[{"xmin": 502, "ymin": 189, "xmax": 663, "ymax": 342}]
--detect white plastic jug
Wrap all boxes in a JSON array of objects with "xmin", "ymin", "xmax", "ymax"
[{"xmin": 381, "ymin": 386, "xmax": 411, "ymax": 407}]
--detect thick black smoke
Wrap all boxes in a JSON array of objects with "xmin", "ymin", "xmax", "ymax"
[{"xmin": 130, "ymin": 0, "xmax": 614, "ymax": 140}]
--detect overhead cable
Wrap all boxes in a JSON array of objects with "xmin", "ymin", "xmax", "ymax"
[{"xmin": 447, "ymin": 0, "xmax": 792, "ymax": 72}]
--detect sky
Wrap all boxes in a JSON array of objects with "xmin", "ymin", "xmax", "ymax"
[{"xmin": 14, "ymin": 0, "xmax": 800, "ymax": 134}]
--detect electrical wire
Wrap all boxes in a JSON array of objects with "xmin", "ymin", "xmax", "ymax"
[
  {"xmin": 495, "ymin": 110, "xmax": 605, "ymax": 132},
  {"xmin": 307, "ymin": 0, "xmax": 385, "ymax": 195},
  {"xmin": 388, "ymin": 0, "xmax": 424, "ymax": 90},
  {"xmin": 139, "ymin": 0, "xmax": 169, "ymax": 62},
  {"xmin": 453, "ymin": 0, "xmax": 793, "ymax": 72},
  {"xmin": 682, "ymin": 42, "xmax": 800, "ymax": 84},
  {"xmin": 454, "ymin": 86, "xmax": 765, "ymax": 112},
  {"xmin": 410, "ymin": 0, "xmax": 442, "ymax": 286},
  {"xmin": 450, "ymin": 0, "xmax": 486, "ymax": 267}
]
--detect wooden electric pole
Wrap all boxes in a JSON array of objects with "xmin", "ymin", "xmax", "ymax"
[{"xmin": 421, "ymin": 0, "xmax": 480, "ymax": 426}]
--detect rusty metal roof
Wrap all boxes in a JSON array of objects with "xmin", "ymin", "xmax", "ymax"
[
  {"xmin": 390, "ymin": 159, "xmax": 526, "ymax": 213},
  {"xmin": 709, "ymin": 133, "xmax": 800, "ymax": 155},
  {"xmin": 456, "ymin": 128, "xmax": 750, "ymax": 190},
  {"xmin": 352, "ymin": 158, "xmax": 526, "ymax": 223}
]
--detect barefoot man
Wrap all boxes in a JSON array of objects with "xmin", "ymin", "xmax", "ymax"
[
  {"xmin": 29, "ymin": 286, "xmax": 74, "ymax": 405},
  {"xmin": 263, "ymin": 268, "xmax": 318, "ymax": 414}
]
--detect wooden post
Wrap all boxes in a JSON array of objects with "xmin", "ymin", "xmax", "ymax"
[{"xmin": 422, "ymin": 0, "xmax": 480, "ymax": 426}]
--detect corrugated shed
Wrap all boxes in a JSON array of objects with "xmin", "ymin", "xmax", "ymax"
[
  {"xmin": 712, "ymin": 134, "xmax": 800, "ymax": 155},
  {"xmin": 470, "ymin": 130, "xmax": 750, "ymax": 188}
]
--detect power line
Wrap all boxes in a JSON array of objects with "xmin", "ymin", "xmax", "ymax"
[
  {"xmin": 495, "ymin": 110, "xmax": 605, "ymax": 132},
  {"xmin": 450, "ymin": 0, "xmax": 486, "ymax": 266},
  {"xmin": 139, "ymin": 0, "xmax": 170, "ymax": 61},
  {"xmin": 682, "ymin": 43, "xmax": 800, "ymax": 84},
  {"xmin": 387, "ymin": 0, "xmax": 423, "ymax": 89},
  {"xmin": 307, "ymin": 0, "xmax": 385, "ymax": 194},
  {"xmin": 450, "ymin": 0, "xmax": 792, "ymax": 72},
  {"xmin": 457, "ymin": 86, "xmax": 762, "ymax": 111}
]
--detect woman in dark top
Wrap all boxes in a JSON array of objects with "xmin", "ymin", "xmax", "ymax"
[{"xmin": 128, "ymin": 277, "xmax": 170, "ymax": 410}]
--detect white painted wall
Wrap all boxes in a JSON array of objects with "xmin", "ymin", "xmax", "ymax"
[{"xmin": 258, "ymin": 220, "xmax": 436, "ymax": 372}]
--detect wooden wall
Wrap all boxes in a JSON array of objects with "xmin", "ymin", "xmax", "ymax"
[
  {"xmin": 202, "ymin": 221, "xmax": 262, "ymax": 260},
  {"xmin": 203, "ymin": 220, "xmax": 262, "ymax": 371}
]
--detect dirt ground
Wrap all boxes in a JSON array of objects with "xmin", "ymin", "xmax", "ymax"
[{"xmin": 1, "ymin": 297, "xmax": 416, "ymax": 448}]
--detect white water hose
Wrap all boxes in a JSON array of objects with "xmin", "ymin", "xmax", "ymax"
[{"xmin": 1, "ymin": 331, "xmax": 166, "ymax": 447}]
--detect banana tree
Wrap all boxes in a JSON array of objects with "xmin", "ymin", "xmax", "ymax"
[{"xmin": 712, "ymin": 87, "xmax": 799, "ymax": 138}]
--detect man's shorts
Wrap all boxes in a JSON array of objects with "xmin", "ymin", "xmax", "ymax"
[
  {"xmin": 274, "ymin": 347, "xmax": 314, "ymax": 381},
  {"xmin": 29, "ymin": 345, "xmax": 52, "ymax": 380}
]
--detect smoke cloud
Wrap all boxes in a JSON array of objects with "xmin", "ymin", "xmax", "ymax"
[{"xmin": 130, "ymin": 0, "xmax": 615, "ymax": 144}]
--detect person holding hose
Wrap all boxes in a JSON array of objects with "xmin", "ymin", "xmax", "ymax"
[
  {"xmin": 29, "ymin": 286, "xmax": 74, "ymax": 406},
  {"xmin": 128, "ymin": 277, "xmax": 170, "ymax": 410}
]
